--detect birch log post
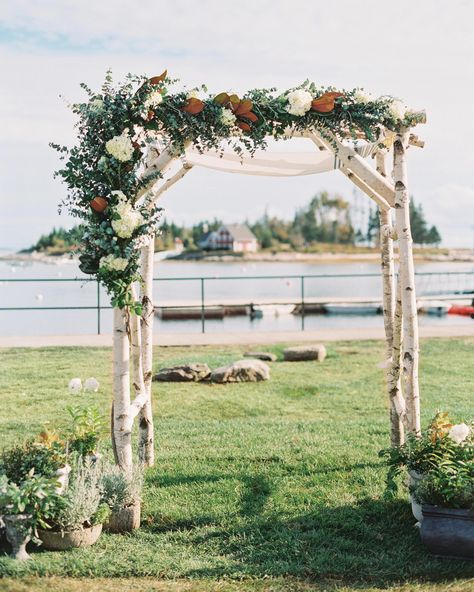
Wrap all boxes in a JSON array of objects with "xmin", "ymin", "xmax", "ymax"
[
  {"xmin": 376, "ymin": 151, "xmax": 405, "ymax": 445},
  {"xmin": 112, "ymin": 306, "xmax": 133, "ymax": 469},
  {"xmin": 138, "ymin": 237, "xmax": 155, "ymax": 466},
  {"xmin": 393, "ymin": 131, "xmax": 421, "ymax": 435}
]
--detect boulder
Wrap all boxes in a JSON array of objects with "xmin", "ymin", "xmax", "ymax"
[
  {"xmin": 283, "ymin": 344, "xmax": 327, "ymax": 362},
  {"xmin": 211, "ymin": 359, "xmax": 270, "ymax": 383},
  {"xmin": 153, "ymin": 363, "xmax": 211, "ymax": 382},
  {"xmin": 243, "ymin": 351, "xmax": 277, "ymax": 362}
]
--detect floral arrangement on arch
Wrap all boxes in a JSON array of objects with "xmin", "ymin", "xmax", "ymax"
[{"xmin": 52, "ymin": 70, "xmax": 422, "ymax": 312}]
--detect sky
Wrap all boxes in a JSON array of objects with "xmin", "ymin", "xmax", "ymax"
[{"xmin": 0, "ymin": 0, "xmax": 473, "ymax": 250}]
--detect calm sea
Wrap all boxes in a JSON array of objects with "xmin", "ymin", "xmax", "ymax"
[{"xmin": 0, "ymin": 258, "xmax": 473, "ymax": 336}]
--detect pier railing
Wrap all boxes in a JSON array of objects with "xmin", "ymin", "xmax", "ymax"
[{"xmin": 0, "ymin": 271, "xmax": 473, "ymax": 334}]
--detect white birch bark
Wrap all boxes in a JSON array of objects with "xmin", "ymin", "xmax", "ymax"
[
  {"xmin": 393, "ymin": 131, "xmax": 421, "ymax": 435},
  {"xmin": 138, "ymin": 238, "xmax": 155, "ymax": 466},
  {"xmin": 376, "ymin": 150, "xmax": 405, "ymax": 446},
  {"xmin": 112, "ymin": 306, "xmax": 133, "ymax": 469}
]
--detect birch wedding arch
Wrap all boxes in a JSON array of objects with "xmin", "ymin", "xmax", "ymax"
[{"xmin": 53, "ymin": 71, "xmax": 426, "ymax": 469}]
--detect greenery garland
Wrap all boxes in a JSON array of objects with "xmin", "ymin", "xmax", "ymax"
[{"xmin": 52, "ymin": 70, "xmax": 422, "ymax": 312}]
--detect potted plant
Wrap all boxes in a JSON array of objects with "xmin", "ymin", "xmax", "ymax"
[
  {"xmin": 413, "ymin": 459, "xmax": 474, "ymax": 559},
  {"xmin": 0, "ymin": 433, "xmax": 69, "ymax": 492},
  {"xmin": 0, "ymin": 472, "xmax": 63, "ymax": 560},
  {"xmin": 101, "ymin": 463, "xmax": 143, "ymax": 533},
  {"xmin": 379, "ymin": 412, "xmax": 472, "ymax": 523},
  {"xmin": 66, "ymin": 405, "xmax": 104, "ymax": 462},
  {"xmin": 38, "ymin": 460, "xmax": 110, "ymax": 550}
]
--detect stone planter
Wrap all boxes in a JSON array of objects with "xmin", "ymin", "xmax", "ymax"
[
  {"xmin": 408, "ymin": 469, "xmax": 424, "ymax": 523},
  {"xmin": 38, "ymin": 523, "xmax": 102, "ymax": 550},
  {"xmin": 421, "ymin": 505, "xmax": 474, "ymax": 560},
  {"xmin": 4, "ymin": 514, "xmax": 32, "ymax": 560},
  {"xmin": 55, "ymin": 464, "xmax": 71, "ymax": 494},
  {"xmin": 104, "ymin": 502, "xmax": 141, "ymax": 534}
]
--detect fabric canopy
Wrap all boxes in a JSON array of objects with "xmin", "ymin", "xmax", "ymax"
[
  {"xmin": 184, "ymin": 139, "xmax": 376, "ymax": 177},
  {"xmin": 184, "ymin": 147, "xmax": 335, "ymax": 177}
]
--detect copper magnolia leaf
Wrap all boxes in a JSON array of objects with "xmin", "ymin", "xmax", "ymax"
[
  {"xmin": 241, "ymin": 111, "xmax": 258, "ymax": 123},
  {"xmin": 90, "ymin": 197, "xmax": 108, "ymax": 213},
  {"xmin": 214, "ymin": 92, "xmax": 230, "ymax": 105},
  {"xmin": 237, "ymin": 121, "xmax": 251, "ymax": 132},
  {"xmin": 311, "ymin": 92, "xmax": 344, "ymax": 113},
  {"xmin": 146, "ymin": 109, "xmax": 155, "ymax": 121},
  {"xmin": 182, "ymin": 97, "xmax": 205, "ymax": 114},
  {"xmin": 149, "ymin": 70, "xmax": 167, "ymax": 85},
  {"xmin": 234, "ymin": 99, "xmax": 253, "ymax": 116},
  {"xmin": 228, "ymin": 94, "xmax": 240, "ymax": 107}
]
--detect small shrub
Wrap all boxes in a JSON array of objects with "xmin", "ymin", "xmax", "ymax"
[
  {"xmin": 0, "ymin": 439, "xmax": 66, "ymax": 484},
  {"xmin": 101, "ymin": 462, "xmax": 143, "ymax": 512}
]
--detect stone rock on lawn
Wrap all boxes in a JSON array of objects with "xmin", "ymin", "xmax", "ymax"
[
  {"xmin": 243, "ymin": 351, "xmax": 277, "ymax": 362},
  {"xmin": 211, "ymin": 359, "xmax": 270, "ymax": 383},
  {"xmin": 283, "ymin": 344, "xmax": 327, "ymax": 362},
  {"xmin": 153, "ymin": 363, "xmax": 211, "ymax": 382}
]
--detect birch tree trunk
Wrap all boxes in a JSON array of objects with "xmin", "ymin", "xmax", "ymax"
[
  {"xmin": 112, "ymin": 306, "xmax": 133, "ymax": 469},
  {"xmin": 393, "ymin": 131, "xmax": 421, "ymax": 435},
  {"xmin": 376, "ymin": 151, "xmax": 405, "ymax": 446},
  {"xmin": 138, "ymin": 237, "xmax": 155, "ymax": 466}
]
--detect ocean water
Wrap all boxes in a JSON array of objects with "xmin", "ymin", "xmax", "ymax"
[{"xmin": 0, "ymin": 258, "xmax": 473, "ymax": 336}]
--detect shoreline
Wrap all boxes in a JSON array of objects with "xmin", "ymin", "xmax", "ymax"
[{"xmin": 2, "ymin": 249, "xmax": 474, "ymax": 266}]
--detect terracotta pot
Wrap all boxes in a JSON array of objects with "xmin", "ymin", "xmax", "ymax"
[
  {"xmin": 408, "ymin": 469, "xmax": 424, "ymax": 523},
  {"xmin": 104, "ymin": 502, "xmax": 141, "ymax": 534},
  {"xmin": 4, "ymin": 514, "xmax": 32, "ymax": 560},
  {"xmin": 421, "ymin": 505, "xmax": 474, "ymax": 560},
  {"xmin": 38, "ymin": 523, "xmax": 102, "ymax": 550}
]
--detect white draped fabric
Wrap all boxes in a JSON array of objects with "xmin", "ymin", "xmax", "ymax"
[
  {"xmin": 184, "ymin": 148, "xmax": 335, "ymax": 177},
  {"xmin": 184, "ymin": 140, "xmax": 377, "ymax": 177}
]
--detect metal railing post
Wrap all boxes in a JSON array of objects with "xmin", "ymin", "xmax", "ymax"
[
  {"xmin": 200, "ymin": 277, "xmax": 205, "ymax": 333},
  {"xmin": 96, "ymin": 280, "xmax": 101, "ymax": 335},
  {"xmin": 301, "ymin": 275, "xmax": 305, "ymax": 331}
]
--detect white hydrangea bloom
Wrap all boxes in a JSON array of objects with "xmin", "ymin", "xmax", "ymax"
[
  {"xmin": 220, "ymin": 108, "xmax": 237, "ymax": 127},
  {"xmin": 111, "ymin": 194, "xmax": 144, "ymax": 239},
  {"xmin": 84, "ymin": 377, "xmax": 100, "ymax": 392},
  {"xmin": 105, "ymin": 133, "xmax": 134, "ymax": 162},
  {"xmin": 449, "ymin": 423, "xmax": 471, "ymax": 444},
  {"xmin": 99, "ymin": 254, "xmax": 129, "ymax": 272},
  {"xmin": 388, "ymin": 99, "xmax": 406, "ymax": 121},
  {"xmin": 68, "ymin": 378, "xmax": 82, "ymax": 394},
  {"xmin": 286, "ymin": 89, "xmax": 313, "ymax": 116},
  {"xmin": 354, "ymin": 90, "xmax": 372, "ymax": 104},
  {"xmin": 144, "ymin": 90, "xmax": 163, "ymax": 110}
]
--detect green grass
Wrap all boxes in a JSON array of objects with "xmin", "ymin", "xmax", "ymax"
[{"xmin": 0, "ymin": 339, "xmax": 473, "ymax": 591}]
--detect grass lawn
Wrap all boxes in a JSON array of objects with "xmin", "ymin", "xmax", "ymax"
[{"xmin": 0, "ymin": 338, "xmax": 473, "ymax": 591}]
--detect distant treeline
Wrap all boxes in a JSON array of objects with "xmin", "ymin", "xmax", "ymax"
[{"xmin": 26, "ymin": 191, "xmax": 442, "ymax": 254}]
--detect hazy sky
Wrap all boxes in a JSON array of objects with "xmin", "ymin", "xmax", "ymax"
[{"xmin": 1, "ymin": 0, "xmax": 473, "ymax": 250}]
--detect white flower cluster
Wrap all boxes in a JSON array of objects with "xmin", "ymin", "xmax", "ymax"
[
  {"xmin": 144, "ymin": 90, "xmax": 163, "ymax": 110},
  {"xmin": 449, "ymin": 423, "xmax": 471, "ymax": 444},
  {"xmin": 353, "ymin": 90, "xmax": 372, "ymax": 104},
  {"xmin": 99, "ymin": 254, "xmax": 129, "ymax": 272},
  {"xmin": 111, "ymin": 191, "xmax": 144, "ymax": 239},
  {"xmin": 105, "ymin": 132, "xmax": 134, "ymax": 162},
  {"xmin": 220, "ymin": 108, "xmax": 237, "ymax": 127},
  {"xmin": 68, "ymin": 377, "xmax": 100, "ymax": 394},
  {"xmin": 286, "ymin": 89, "xmax": 313, "ymax": 116},
  {"xmin": 388, "ymin": 99, "xmax": 406, "ymax": 121},
  {"xmin": 187, "ymin": 89, "xmax": 201, "ymax": 99}
]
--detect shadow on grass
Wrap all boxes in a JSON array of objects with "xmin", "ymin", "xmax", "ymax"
[{"xmin": 147, "ymin": 491, "xmax": 474, "ymax": 586}]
